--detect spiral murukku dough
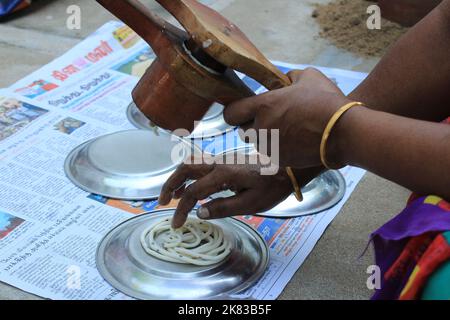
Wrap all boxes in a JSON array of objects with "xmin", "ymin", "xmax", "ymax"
[{"xmin": 140, "ymin": 218, "xmax": 232, "ymax": 266}]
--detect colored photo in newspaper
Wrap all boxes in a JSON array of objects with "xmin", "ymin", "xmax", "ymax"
[
  {"xmin": 0, "ymin": 211, "xmax": 25, "ymax": 240},
  {"xmin": 0, "ymin": 97, "xmax": 48, "ymax": 142}
]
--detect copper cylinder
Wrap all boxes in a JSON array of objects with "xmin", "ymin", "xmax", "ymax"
[{"xmin": 132, "ymin": 58, "xmax": 213, "ymax": 135}]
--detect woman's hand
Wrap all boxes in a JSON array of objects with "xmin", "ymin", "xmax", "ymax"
[
  {"xmin": 158, "ymin": 158, "xmax": 323, "ymax": 228},
  {"xmin": 224, "ymin": 68, "xmax": 351, "ymax": 168},
  {"xmin": 159, "ymin": 162, "xmax": 291, "ymax": 228}
]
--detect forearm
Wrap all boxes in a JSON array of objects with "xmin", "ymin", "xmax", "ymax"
[
  {"xmin": 349, "ymin": 0, "xmax": 450, "ymax": 121},
  {"xmin": 377, "ymin": 0, "xmax": 442, "ymax": 27},
  {"xmin": 331, "ymin": 107, "xmax": 450, "ymax": 199}
]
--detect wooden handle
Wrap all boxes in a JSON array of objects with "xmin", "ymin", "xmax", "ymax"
[
  {"xmin": 96, "ymin": 0, "xmax": 186, "ymax": 55},
  {"xmin": 156, "ymin": 0, "xmax": 293, "ymax": 91},
  {"xmin": 276, "ymin": 72, "xmax": 292, "ymax": 88}
]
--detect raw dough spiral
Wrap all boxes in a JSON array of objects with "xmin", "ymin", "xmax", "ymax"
[{"xmin": 140, "ymin": 218, "xmax": 232, "ymax": 266}]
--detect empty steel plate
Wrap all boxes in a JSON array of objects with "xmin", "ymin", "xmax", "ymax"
[
  {"xmin": 96, "ymin": 209, "xmax": 269, "ymax": 300},
  {"xmin": 126, "ymin": 101, "xmax": 234, "ymax": 139},
  {"xmin": 64, "ymin": 130, "xmax": 200, "ymax": 200},
  {"xmin": 210, "ymin": 148, "xmax": 346, "ymax": 218}
]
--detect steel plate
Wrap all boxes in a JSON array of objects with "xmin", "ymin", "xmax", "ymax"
[
  {"xmin": 64, "ymin": 130, "xmax": 200, "ymax": 200},
  {"xmin": 96, "ymin": 209, "xmax": 269, "ymax": 300},
  {"xmin": 210, "ymin": 148, "xmax": 346, "ymax": 218},
  {"xmin": 261, "ymin": 170, "xmax": 346, "ymax": 218},
  {"xmin": 126, "ymin": 101, "xmax": 234, "ymax": 139}
]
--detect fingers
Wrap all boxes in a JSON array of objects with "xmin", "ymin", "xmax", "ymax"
[
  {"xmin": 238, "ymin": 120, "xmax": 255, "ymax": 133},
  {"xmin": 223, "ymin": 92, "xmax": 273, "ymax": 126},
  {"xmin": 196, "ymin": 190, "xmax": 260, "ymax": 220},
  {"xmin": 173, "ymin": 185, "xmax": 185, "ymax": 199},
  {"xmin": 171, "ymin": 170, "xmax": 233, "ymax": 228},
  {"xmin": 287, "ymin": 69, "xmax": 303, "ymax": 83},
  {"xmin": 158, "ymin": 163, "xmax": 214, "ymax": 206},
  {"xmin": 288, "ymin": 68, "xmax": 324, "ymax": 84}
]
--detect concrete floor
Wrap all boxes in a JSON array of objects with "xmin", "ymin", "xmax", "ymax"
[{"xmin": 0, "ymin": 0, "xmax": 410, "ymax": 300}]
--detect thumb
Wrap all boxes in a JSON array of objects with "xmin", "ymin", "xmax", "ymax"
[
  {"xmin": 223, "ymin": 92, "xmax": 272, "ymax": 126},
  {"xmin": 287, "ymin": 69, "xmax": 303, "ymax": 84}
]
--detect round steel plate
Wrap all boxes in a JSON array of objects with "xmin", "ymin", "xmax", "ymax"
[
  {"xmin": 260, "ymin": 170, "xmax": 346, "ymax": 218},
  {"xmin": 126, "ymin": 101, "xmax": 234, "ymax": 139},
  {"xmin": 96, "ymin": 209, "xmax": 269, "ymax": 300},
  {"xmin": 210, "ymin": 148, "xmax": 346, "ymax": 218},
  {"xmin": 64, "ymin": 130, "xmax": 200, "ymax": 200}
]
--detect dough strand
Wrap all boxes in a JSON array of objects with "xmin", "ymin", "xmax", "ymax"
[{"xmin": 140, "ymin": 218, "xmax": 232, "ymax": 266}]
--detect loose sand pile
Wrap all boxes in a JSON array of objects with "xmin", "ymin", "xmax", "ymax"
[{"xmin": 312, "ymin": 0, "xmax": 408, "ymax": 57}]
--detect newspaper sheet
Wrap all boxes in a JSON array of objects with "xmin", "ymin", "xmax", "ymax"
[{"xmin": 0, "ymin": 21, "xmax": 367, "ymax": 300}]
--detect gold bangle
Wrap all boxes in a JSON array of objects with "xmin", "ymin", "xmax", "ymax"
[
  {"xmin": 320, "ymin": 101, "xmax": 364, "ymax": 170},
  {"xmin": 286, "ymin": 166, "xmax": 303, "ymax": 202}
]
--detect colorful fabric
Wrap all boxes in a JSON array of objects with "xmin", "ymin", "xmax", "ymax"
[
  {"xmin": 421, "ymin": 260, "xmax": 450, "ymax": 300},
  {"xmin": 0, "ymin": 0, "xmax": 31, "ymax": 18},
  {"xmin": 399, "ymin": 231, "xmax": 450, "ymax": 299},
  {"xmin": 371, "ymin": 117, "xmax": 450, "ymax": 300}
]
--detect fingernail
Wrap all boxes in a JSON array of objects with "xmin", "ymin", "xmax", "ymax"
[{"xmin": 197, "ymin": 207, "xmax": 210, "ymax": 219}]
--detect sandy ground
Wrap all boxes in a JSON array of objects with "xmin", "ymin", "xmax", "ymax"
[{"xmin": 0, "ymin": 0, "xmax": 410, "ymax": 300}]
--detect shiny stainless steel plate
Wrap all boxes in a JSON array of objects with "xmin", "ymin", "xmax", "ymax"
[
  {"xmin": 211, "ymin": 148, "xmax": 346, "ymax": 218},
  {"xmin": 96, "ymin": 209, "xmax": 269, "ymax": 300},
  {"xmin": 126, "ymin": 101, "xmax": 234, "ymax": 139},
  {"xmin": 261, "ymin": 170, "xmax": 346, "ymax": 218},
  {"xmin": 213, "ymin": 170, "xmax": 346, "ymax": 218},
  {"xmin": 64, "ymin": 130, "xmax": 200, "ymax": 200}
]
